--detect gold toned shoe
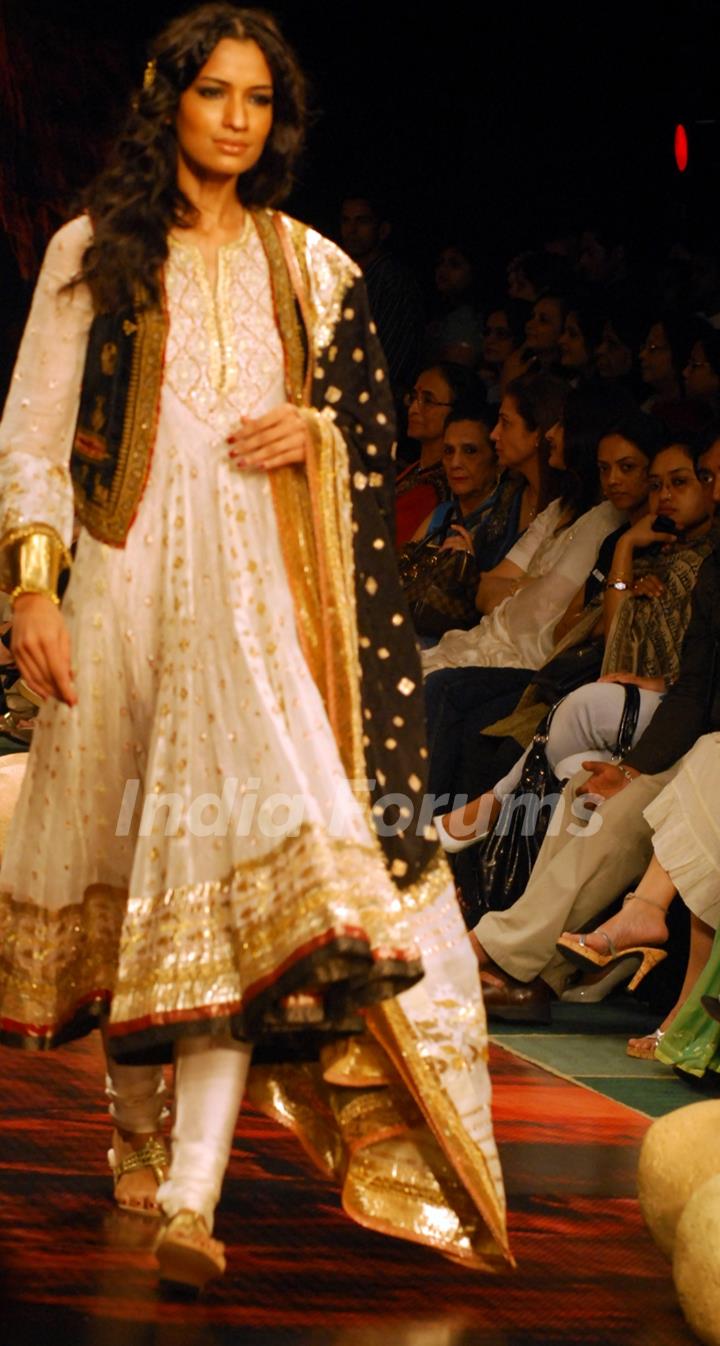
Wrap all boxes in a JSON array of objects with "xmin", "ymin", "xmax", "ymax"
[
  {"xmin": 626, "ymin": 1027, "xmax": 665, "ymax": 1060},
  {"xmin": 556, "ymin": 893, "xmax": 668, "ymax": 992},
  {"xmin": 155, "ymin": 1210, "xmax": 226, "ymax": 1289},
  {"xmin": 108, "ymin": 1134, "xmax": 168, "ymax": 1218}
]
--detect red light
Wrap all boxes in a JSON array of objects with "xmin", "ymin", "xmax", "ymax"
[{"xmin": 674, "ymin": 123, "xmax": 689, "ymax": 172}]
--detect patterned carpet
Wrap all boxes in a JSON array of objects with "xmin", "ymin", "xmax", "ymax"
[{"xmin": 0, "ymin": 1030, "xmax": 695, "ymax": 1346}]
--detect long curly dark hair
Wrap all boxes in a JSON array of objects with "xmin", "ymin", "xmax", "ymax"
[{"xmin": 73, "ymin": 4, "xmax": 306, "ymax": 312}]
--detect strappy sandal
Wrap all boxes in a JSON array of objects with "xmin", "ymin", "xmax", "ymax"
[
  {"xmin": 108, "ymin": 1134, "xmax": 169, "ymax": 1218},
  {"xmin": 555, "ymin": 893, "xmax": 667, "ymax": 992},
  {"xmin": 155, "ymin": 1210, "xmax": 226, "ymax": 1289},
  {"xmin": 626, "ymin": 1027, "xmax": 665, "ymax": 1060}
]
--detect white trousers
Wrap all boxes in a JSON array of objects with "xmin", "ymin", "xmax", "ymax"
[
  {"xmin": 492, "ymin": 683, "xmax": 663, "ymax": 798},
  {"xmin": 105, "ymin": 1031, "xmax": 252, "ymax": 1232}
]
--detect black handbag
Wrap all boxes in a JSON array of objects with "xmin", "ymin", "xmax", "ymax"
[
  {"xmin": 457, "ymin": 682, "xmax": 641, "ymax": 926},
  {"xmin": 398, "ymin": 509, "xmax": 479, "ymax": 637},
  {"xmin": 530, "ymin": 639, "xmax": 605, "ymax": 703}
]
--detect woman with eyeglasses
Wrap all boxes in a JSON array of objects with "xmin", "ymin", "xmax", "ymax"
[
  {"xmin": 683, "ymin": 320, "xmax": 720, "ymax": 415},
  {"xmin": 639, "ymin": 312, "xmax": 708, "ymax": 436},
  {"xmin": 395, "ymin": 361, "xmax": 483, "ymax": 544}
]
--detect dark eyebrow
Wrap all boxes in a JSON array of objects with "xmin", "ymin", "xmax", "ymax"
[{"xmin": 197, "ymin": 76, "xmax": 273, "ymax": 89}]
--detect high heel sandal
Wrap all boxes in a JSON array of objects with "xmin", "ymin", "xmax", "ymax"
[
  {"xmin": 555, "ymin": 893, "xmax": 668, "ymax": 993},
  {"xmin": 560, "ymin": 953, "xmax": 648, "ymax": 1003},
  {"xmin": 108, "ymin": 1134, "xmax": 169, "ymax": 1218},
  {"xmin": 626, "ymin": 1027, "xmax": 665, "ymax": 1060},
  {"xmin": 155, "ymin": 1210, "xmax": 226, "ymax": 1289}
]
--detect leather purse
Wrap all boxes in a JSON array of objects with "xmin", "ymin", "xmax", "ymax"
[
  {"xmin": 530, "ymin": 639, "xmax": 605, "ymax": 703},
  {"xmin": 457, "ymin": 682, "xmax": 641, "ymax": 925},
  {"xmin": 398, "ymin": 510, "xmax": 479, "ymax": 637}
]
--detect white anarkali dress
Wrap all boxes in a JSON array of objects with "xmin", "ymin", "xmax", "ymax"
[
  {"xmin": 0, "ymin": 215, "xmax": 420, "ymax": 1046},
  {"xmin": 0, "ymin": 213, "xmax": 510, "ymax": 1268}
]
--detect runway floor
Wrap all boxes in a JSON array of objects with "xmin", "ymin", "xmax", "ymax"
[{"xmin": 0, "ymin": 1032, "xmax": 694, "ymax": 1346}]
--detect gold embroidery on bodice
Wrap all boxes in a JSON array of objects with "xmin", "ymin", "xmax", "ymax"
[{"xmin": 165, "ymin": 218, "xmax": 285, "ymax": 429}]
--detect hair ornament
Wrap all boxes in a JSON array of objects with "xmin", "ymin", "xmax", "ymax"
[{"xmin": 143, "ymin": 59, "xmax": 157, "ymax": 91}]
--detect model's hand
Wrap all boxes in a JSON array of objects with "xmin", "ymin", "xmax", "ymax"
[
  {"xmin": 441, "ymin": 524, "xmax": 474, "ymax": 554},
  {"xmin": 10, "ymin": 594, "xmax": 76, "ymax": 706},
  {"xmin": 227, "ymin": 403, "xmax": 310, "ymax": 470},
  {"xmin": 599, "ymin": 671, "xmax": 666, "ymax": 693},
  {"xmin": 576, "ymin": 760, "xmax": 638, "ymax": 804}
]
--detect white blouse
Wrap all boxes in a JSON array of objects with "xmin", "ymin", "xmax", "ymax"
[{"xmin": 422, "ymin": 498, "xmax": 622, "ymax": 674}]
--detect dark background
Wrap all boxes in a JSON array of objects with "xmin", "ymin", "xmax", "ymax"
[{"xmin": 1, "ymin": 0, "xmax": 719, "ymax": 368}]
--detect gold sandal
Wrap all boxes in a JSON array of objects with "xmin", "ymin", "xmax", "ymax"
[
  {"xmin": 108, "ymin": 1134, "xmax": 168, "ymax": 1218},
  {"xmin": 556, "ymin": 893, "xmax": 668, "ymax": 992},
  {"xmin": 155, "ymin": 1210, "xmax": 226, "ymax": 1289}
]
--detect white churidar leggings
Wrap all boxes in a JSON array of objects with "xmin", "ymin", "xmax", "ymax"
[{"xmin": 105, "ymin": 1030, "xmax": 252, "ymax": 1233}]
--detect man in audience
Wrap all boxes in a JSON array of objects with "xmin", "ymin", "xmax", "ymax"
[
  {"xmin": 339, "ymin": 192, "xmax": 424, "ymax": 405},
  {"xmin": 468, "ymin": 434, "xmax": 720, "ymax": 1020}
]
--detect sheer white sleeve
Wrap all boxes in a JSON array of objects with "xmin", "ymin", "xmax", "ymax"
[
  {"xmin": 0, "ymin": 216, "xmax": 94, "ymax": 551},
  {"xmin": 498, "ymin": 501, "xmax": 622, "ymax": 666}
]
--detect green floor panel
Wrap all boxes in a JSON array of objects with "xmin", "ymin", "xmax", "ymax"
[
  {"xmin": 586, "ymin": 1075, "xmax": 704, "ymax": 1118},
  {"xmin": 492, "ymin": 1031, "xmax": 671, "ymax": 1079}
]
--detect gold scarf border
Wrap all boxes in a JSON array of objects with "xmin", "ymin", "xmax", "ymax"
[
  {"xmin": 367, "ymin": 997, "xmax": 515, "ymax": 1267},
  {"xmin": 246, "ymin": 1061, "xmax": 510, "ymax": 1272},
  {"xmin": 253, "ymin": 210, "xmax": 367, "ymax": 791},
  {"xmin": 71, "ymin": 300, "xmax": 168, "ymax": 547}
]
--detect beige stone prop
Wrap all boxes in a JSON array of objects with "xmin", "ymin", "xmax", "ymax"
[
  {"xmin": 674, "ymin": 1172, "xmax": 720, "ymax": 1346},
  {"xmin": 0, "ymin": 752, "xmax": 27, "ymax": 855},
  {"xmin": 638, "ymin": 1100, "xmax": 720, "ymax": 1258}
]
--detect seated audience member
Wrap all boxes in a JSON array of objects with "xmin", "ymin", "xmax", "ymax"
[
  {"xmin": 422, "ymin": 381, "xmax": 625, "ymax": 803},
  {"xmin": 409, "ymin": 402, "xmax": 499, "ymax": 547},
  {"xmin": 506, "ymin": 250, "xmax": 573, "ymax": 304},
  {"xmin": 400, "ymin": 402, "xmax": 500, "ymax": 640},
  {"xmin": 576, "ymin": 218, "xmax": 630, "ymax": 294},
  {"xmin": 688, "ymin": 240, "xmax": 720, "ymax": 329},
  {"xmin": 479, "ymin": 301, "xmax": 532, "ymax": 404},
  {"xmin": 639, "ymin": 312, "xmax": 705, "ymax": 432},
  {"xmin": 437, "ymin": 428, "xmax": 718, "ymax": 853},
  {"xmin": 523, "ymin": 292, "xmax": 570, "ymax": 372},
  {"xmin": 395, "ymin": 363, "xmax": 482, "ymax": 545},
  {"xmin": 559, "ymin": 736, "xmax": 718, "ymax": 1061},
  {"xmin": 595, "ymin": 302, "xmax": 647, "ymax": 396},
  {"xmin": 558, "ymin": 300, "xmax": 605, "ymax": 385},
  {"xmin": 465, "ymin": 445, "xmax": 720, "ymax": 1024},
  {"xmin": 424, "ymin": 241, "xmax": 484, "ymax": 367},
  {"xmin": 683, "ymin": 321, "xmax": 720, "ymax": 416},
  {"xmin": 339, "ymin": 192, "xmax": 424, "ymax": 402}
]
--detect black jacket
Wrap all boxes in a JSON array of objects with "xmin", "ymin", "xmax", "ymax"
[{"xmin": 624, "ymin": 544, "xmax": 720, "ymax": 775}]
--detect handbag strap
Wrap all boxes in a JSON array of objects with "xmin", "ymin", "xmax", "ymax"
[{"xmin": 614, "ymin": 682, "xmax": 641, "ymax": 757}]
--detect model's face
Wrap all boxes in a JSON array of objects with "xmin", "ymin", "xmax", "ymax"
[
  {"xmin": 525, "ymin": 298, "xmax": 563, "ymax": 353},
  {"xmin": 490, "ymin": 395, "xmax": 540, "ymax": 471},
  {"xmin": 558, "ymin": 312, "xmax": 589, "ymax": 370},
  {"xmin": 483, "ymin": 310, "xmax": 515, "ymax": 368},
  {"xmin": 595, "ymin": 320, "xmax": 633, "ymax": 380},
  {"xmin": 683, "ymin": 340, "xmax": 720, "ymax": 401},
  {"xmin": 435, "ymin": 247, "xmax": 473, "ymax": 299},
  {"xmin": 698, "ymin": 439, "xmax": 720, "ymax": 512},
  {"xmin": 640, "ymin": 322, "xmax": 674, "ymax": 389},
  {"xmin": 406, "ymin": 368, "xmax": 454, "ymax": 442},
  {"xmin": 340, "ymin": 199, "xmax": 383, "ymax": 260},
  {"xmin": 442, "ymin": 419, "xmax": 496, "ymax": 498},
  {"xmin": 596, "ymin": 434, "xmax": 650, "ymax": 513},
  {"xmin": 175, "ymin": 39, "xmax": 273, "ymax": 182},
  {"xmin": 648, "ymin": 445, "xmax": 709, "ymax": 532}
]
